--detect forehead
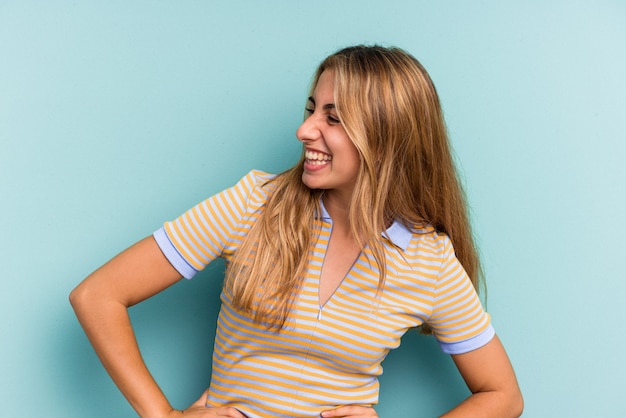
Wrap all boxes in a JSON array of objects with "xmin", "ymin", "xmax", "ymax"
[{"xmin": 311, "ymin": 70, "xmax": 335, "ymax": 101}]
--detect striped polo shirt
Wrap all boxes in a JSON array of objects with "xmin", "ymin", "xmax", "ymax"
[{"xmin": 153, "ymin": 170, "xmax": 494, "ymax": 418}]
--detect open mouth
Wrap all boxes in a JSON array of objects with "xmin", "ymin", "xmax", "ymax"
[{"xmin": 305, "ymin": 150, "xmax": 332, "ymax": 165}]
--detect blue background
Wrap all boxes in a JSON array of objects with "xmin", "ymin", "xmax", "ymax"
[{"xmin": 1, "ymin": 1, "xmax": 625, "ymax": 416}]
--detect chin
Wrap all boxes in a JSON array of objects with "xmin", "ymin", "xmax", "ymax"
[
  {"xmin": 302, "ymin": 180, "xmax": 322, "ymax": 191},
  {"xmin": 301, "ymin": 174, "xmax": 320, "ymax": 190}
]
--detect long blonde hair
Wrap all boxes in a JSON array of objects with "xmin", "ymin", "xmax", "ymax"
[{"xmin": 224, "ymin": 45, "xmax": 482, "ymax": 331}]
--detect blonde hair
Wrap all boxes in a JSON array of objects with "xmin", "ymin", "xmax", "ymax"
[{"xmin": 225, "ymin": 45, "xmax": 483, "ymax": 331}]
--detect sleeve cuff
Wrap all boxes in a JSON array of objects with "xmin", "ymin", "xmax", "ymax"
[
  {"xmin": 437, "ymin": 324, "xmax": 496, "ymax": 354},
  {"xmin": 153, "ymin": 227, "xmax": 198, "ymax": 279}
]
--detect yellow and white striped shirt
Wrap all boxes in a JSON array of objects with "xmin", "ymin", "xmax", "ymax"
[{"xmin": 153, "ymin": 170, "xmax": 494, "ymax": 418}]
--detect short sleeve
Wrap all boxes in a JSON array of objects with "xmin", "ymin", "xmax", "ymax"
[
  {"xmin": 153, "ymin": 170, "xmax": 274, "ymax": 279},
  {"xmin": 428, "ymin": 237, "xmax": 495, "ymax": 354}
]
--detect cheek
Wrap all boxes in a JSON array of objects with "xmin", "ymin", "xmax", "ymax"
[
  {"xmin": 347, "ymin": 142, "xmax": 362, "ymax": 169},
  {"xmin": 343, "ymin": 148, "xmax": 361, "ymax": 178}
]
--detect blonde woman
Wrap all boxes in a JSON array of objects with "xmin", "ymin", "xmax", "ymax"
[{"xmin": 70, "ymin": 45, "xmax": 523, "ymax": 418}]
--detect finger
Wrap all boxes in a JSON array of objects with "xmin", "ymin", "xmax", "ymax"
[
  {"xmin": 214, "ymin": 406, "xmax": 248, "ymax": 417},
  {"xmin": 321, "ymin": 405, "xmax": 377, "ymax": 417}
]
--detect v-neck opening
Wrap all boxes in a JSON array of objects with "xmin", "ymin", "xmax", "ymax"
[
  {"xmin": 316, "ymin": 214, "xmax": 364, "ymax": 310},
  {"xmin": 314, "ymin": 199, "xmax": 367, "ymax": 314},
  {"xmin": 318, "ymin": 249, "xmax": 362, "ymax": 309}
]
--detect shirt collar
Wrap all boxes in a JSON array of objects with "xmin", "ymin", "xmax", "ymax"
[{"xmin": 317, "ymin": 200, "xmax": 412, "ymax": 251}]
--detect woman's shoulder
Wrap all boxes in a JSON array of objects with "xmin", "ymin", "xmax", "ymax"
[
  {"xmin": 404, "ymin": 223, "xmax": 454, "ymax": 257},
  {"xmin": 233, "ymin": 169, "xmax": 277, "ymax": 192},
  {"xmin": 231, "ymin": 169, "xmax": 278, "ymax": 207},
  {"xmin": 240, "ymin": 169, "xmax": 277, "ymax": 186}
]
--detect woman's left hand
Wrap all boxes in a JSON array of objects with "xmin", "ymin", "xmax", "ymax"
[{"xmin": 320, "ymin": 405, "xmax": 378, "ymax": 417}]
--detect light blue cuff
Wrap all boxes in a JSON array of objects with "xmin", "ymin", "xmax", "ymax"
[
  {"xmin": 153, "ymin": 227, "xmax": 198, "ymax": 279},
  {"xmin": 437, "ymin": 324, "xmax": 496, "ymax": 354}
]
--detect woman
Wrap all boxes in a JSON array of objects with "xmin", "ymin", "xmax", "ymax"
[{"xmin": 70, "ymin": 45, "xmax": 523, "ymax": 417}]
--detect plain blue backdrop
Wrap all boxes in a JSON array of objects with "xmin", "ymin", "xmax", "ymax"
[{"xmin": 1, "ymin": 1, "xmax": 625, "ymax": 417}]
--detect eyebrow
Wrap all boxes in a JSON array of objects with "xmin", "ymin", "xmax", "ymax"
[{"xmin": 307, "ymin": 96, "xmax": 336, "ymax": 110}]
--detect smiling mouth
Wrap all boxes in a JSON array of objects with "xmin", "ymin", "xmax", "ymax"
[{"xmin": 305, "ymin": 150, "xmax": 332, "ymax": 165}]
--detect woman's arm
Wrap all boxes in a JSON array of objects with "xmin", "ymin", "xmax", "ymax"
[
  {"xmin": 442, "ymin": 335, "xmax": 523, "ymax": 418},
  {"xmin": 69, "ymin": 236, "xmax": 185, "ymax": 417}
]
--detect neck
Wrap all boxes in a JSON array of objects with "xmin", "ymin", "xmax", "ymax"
[{"xmin": 322, "ymin": 191, "xmax": 352, "ymax": 230}]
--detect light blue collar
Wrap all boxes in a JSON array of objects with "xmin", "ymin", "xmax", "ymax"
[{"xmin": 318, "ymin": 200, "xmax": 412, "ymax": 251}]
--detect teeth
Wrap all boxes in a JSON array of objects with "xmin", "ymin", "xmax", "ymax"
[{"xmin": 305, "ymin": 151, "xmax": 331, "ymax": 161}]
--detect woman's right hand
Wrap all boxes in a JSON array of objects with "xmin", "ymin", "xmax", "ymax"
[{"xmin": 167, "ymin": 390, "xmax": 248, "ymax": 418}]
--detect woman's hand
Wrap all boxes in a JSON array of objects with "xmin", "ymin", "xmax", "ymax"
[
  {"xmin": 320, "ymin": 405, "xmax": 378, "ymax": 418},
  {"xmin": 166, "ymin": 390, "xmax": 248, "ymax": 418}
]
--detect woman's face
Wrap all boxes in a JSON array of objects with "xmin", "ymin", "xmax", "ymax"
[{"xmin": 296, "ymin": 70, "xmax": 361, "ymax": 202}]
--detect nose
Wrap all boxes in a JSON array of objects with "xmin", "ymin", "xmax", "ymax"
[{"xmin": 296, "ymin": 113, "xmax": 321, "ymax": 144}]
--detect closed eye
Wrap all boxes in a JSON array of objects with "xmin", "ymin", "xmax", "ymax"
[
  {"xmin": 304, "ymin": 96, "xmax": 341, "ymax": 124},
  {"xmin": 305, "ymin": 97, "xmax": 316, "ymax": 117}
]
